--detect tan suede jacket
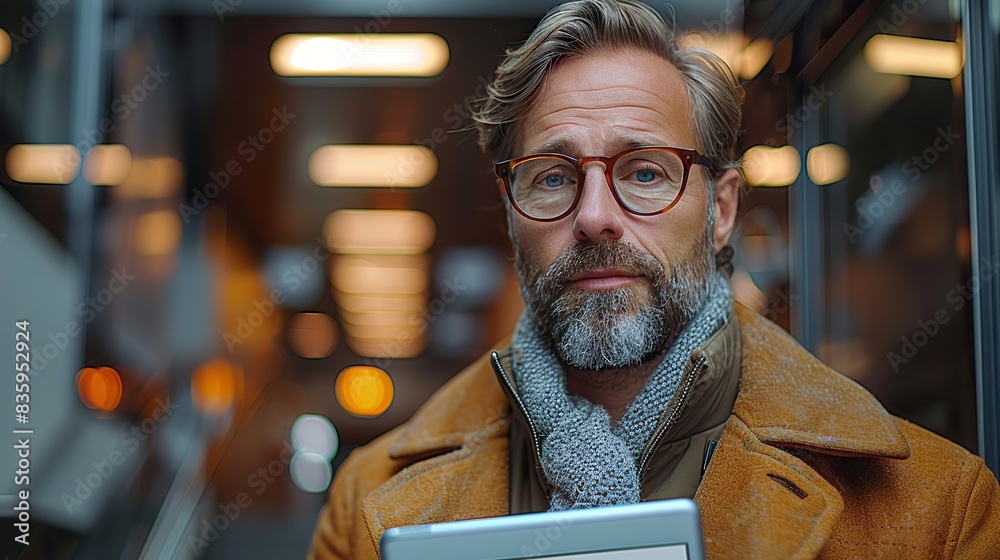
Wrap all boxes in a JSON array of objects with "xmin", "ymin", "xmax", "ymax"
[{"xmin": 309, "ymin": 304, "xmax": 1000, "ymax": 559}]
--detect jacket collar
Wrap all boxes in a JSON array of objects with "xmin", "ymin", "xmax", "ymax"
[
  {"xmin": 388, "ymin": 303, "xmax": 909, "ymax": 461},
  {"xmin": 730, "ymin": 303, "xmax": 909, "ymax": 459},
  {"xmin": 366, "ymin": 349, "xmax": 512, "ymax": 556},
  {"xmin": 693, "ymin": 305, "xmax": 909, "ymax": 559},
  {"xmin": 388, "ymin": 346, "xmax": 512, "ymax": 461}
]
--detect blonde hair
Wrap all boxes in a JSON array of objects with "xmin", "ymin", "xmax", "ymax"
[{"xmin": 472, "ymin": 0, "xmax": 744, "ymax": 180}]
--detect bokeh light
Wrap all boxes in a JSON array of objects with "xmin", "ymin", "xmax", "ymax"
[
  {"xmin": 291, "ymin": 414, "xmax": 339, "ymax": 460},
  {"xmin": 332, "ymin": 261, "xmax": 428, "ymax": 295},
  {"xmin": 76, "ymin": 366, "xmax": 124, "ymax": 411},
  {"xmin": 191, "ymin": 360, "xmax": 240, "ymax": 415},
  {"xmin": 742, "ymin": 145, "xmax": 801, "ymax": 187},
  {"xmin": 740, "ymin": 38, "xmax": 773, "ymax": 80},
  {"xmin": 5, "ymin": 144, "xmax": 81, "ymax": 184},
  {"xmin": 287, "ymin": 312, "xmax": 338, "ymax": 359},
  {"xmin": 806, "ymin": 143, "xmax": 851, "ymax": 185},
  {"xmin": 334, "ymin": 292, "xmax": 427, "ymax": 314},
  {"xmin": 270, "ymin": 33, "xmax": 449, "ymax": 77},
  {"xmin": 864, "ymin": 34, "xmax": 963, "ymax": 79},
  {"xmin": 346, "ymin": 337, "xmax": 426, "ymax": 359},
  {"xmin": 0, "ymin": 29, "xmax": 11, "ymax": 65},
  {"xmin": 290, "ymin": 451, "xmax": 333, "ymax": 493},
  {"xmin": 322, "ymin": 209, "xmax": 436, "ymax": 255},
  {"xmin": 84, "ymin": 144, "xmax": 133, "ymax": 186},
  {"xmin": 335, "ymin": 365, "xmax": 394, "ymax": 417},
  {"xmin": 117, "ymin": 156, "xmax": 183, "ymax": 198},
  {"xmin": 133, "ymin": 210, "xmax": 182, "ymax": 257},
  {"xmin": 309, "ymin": 144, "xmax": 437, "ymax": 187}
]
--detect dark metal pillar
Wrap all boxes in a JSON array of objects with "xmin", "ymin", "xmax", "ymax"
[{"xmin": 962, "ymin": 0, "xmax": 1000, "ymax": 472}]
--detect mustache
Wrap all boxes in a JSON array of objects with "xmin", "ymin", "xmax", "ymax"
[{"xmin": 538, "ymin": 241, "xmax": 666, "ymax": 291}]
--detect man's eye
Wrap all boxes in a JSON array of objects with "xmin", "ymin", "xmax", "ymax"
[
  {"xmin": 539, "ymin": 174, "xmax": 569, "ymax": 188},
  {"xmin": 619, "ymin": 162, "xmax": 672, "ymax": 185},
  {"xmin": 635, "ymin": 169, "xmax": 657, "ymax": 182}
]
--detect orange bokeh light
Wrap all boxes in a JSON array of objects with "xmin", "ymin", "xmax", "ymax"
[
  {"xmin": 191, "ymin": 360, "xmax": 240, "ymax": 415},
  {"xmin": 288, "ymin": 312, "xmax": 339, "ymax": 359},
  {"xmin": 335, "ymin": 366, "xmax": 394, "ymax": 417},
  {"xmin": 76, "ymin": 366, "xmax": 123, "ymax": 411}
]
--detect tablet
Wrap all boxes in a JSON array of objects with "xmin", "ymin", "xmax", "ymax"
[{"xmin": 380, "ymin": 498, "xmax": 705, "ymax": 560}]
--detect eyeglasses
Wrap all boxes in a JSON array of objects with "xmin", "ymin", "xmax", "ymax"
[{"xmin": 495, "ymin": 146, "xmax": 711, "ymax": 222}]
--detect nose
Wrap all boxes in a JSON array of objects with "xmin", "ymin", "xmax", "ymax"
[{"xmin": 572, "ymin": 162, "xmax": 625, "ymax": 244}]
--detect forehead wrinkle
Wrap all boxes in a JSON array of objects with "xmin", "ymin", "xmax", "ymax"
[
  {"xmin": 535, "ymin": 103, "xmax": 676, "ymax": 119},
  {"xmin": 518, "ymin": 50, "xmax": 697, "ymax": 158},
  {"xmin": 529, "ymin": 105, "xmax": 679, "ymax": 137},
  {"xmin": 527, "ymin": 95, "xmax": 691, "ymax": 144},
  {"xmin": 539, "ymin": 85, "xmax": 689, "ymax": 115},
  {"xmin": 523, "ymin": 111, "xmax": 687, "ymax": 155}
]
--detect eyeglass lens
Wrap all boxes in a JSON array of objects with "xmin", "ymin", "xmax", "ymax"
[{"xmin": 507, "ymin": 149, "xmax": 686, "ymax": 219}]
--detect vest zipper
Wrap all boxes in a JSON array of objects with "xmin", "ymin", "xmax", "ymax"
[
  {"xmin": 637, "ymin": 355, "xmax": 709, "ymax": 480},
  {"xmin": 490, "ymin": 351, "xmax": 548, "ymax": 484}
]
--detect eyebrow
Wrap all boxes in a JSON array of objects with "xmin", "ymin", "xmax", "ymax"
[
  {"xmin": 526, "ymin": 133, "xmax": 673, "ymax": 157},
  {"xmin": 529, "ymin": 139, "xmax": 576, "ymax": 155}
]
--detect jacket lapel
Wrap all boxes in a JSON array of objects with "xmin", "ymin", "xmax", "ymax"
[
  {"xmin": 359, "ymin": 348, "xmax": 512, "ymax": 555},
  {"xmin": 696, "ymin": 418, "xmax": 844, "ymax": 559},
  {"xmin": 692, "ymin": 305, "xmax": 912, "ymax": 559},
  {"xmin": 361, "ymin": 437, "xmax": 510, "ymax": 555},
  {"xmin": 731, "ymin": 304, "xmax": 910, "ymax": 459}
]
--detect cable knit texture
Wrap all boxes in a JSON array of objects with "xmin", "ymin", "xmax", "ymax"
[{"xmin": 511, "ymin": 271, "xmax": 732, "ymax": 510}]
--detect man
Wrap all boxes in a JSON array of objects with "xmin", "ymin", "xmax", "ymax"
[{"xmin": 310, "ymin": 1, "xmax": 1000, "ymax": 558}]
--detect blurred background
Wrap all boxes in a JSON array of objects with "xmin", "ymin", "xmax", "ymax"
[{"xmin": 0, "ymin": 0, "xmax": 998, "ymax": 558}]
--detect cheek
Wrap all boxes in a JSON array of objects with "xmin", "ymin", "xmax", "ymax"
[
  {"xmin": 634, "ymin": 203, "xmax": 709, "ymax": 266},
  {"xmin": 678, "ymin": 182, "xmax": 711, "ymax": 216},
  {"xmin": 513, "ymin": 220, "xmax": 570, "ymax": 269},
  {"xmin": 672, "ymin": 185, "xmax": 711, "ymax": 235}
]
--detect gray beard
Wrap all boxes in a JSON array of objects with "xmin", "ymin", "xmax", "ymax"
[{"xmin": 513, "ymin": 234, "xmax": 715, "ymax": 371}]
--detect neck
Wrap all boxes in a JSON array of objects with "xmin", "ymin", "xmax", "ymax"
[{"xmin": 564, "ymin": 348, "xmax": 667, "ymax": 424}]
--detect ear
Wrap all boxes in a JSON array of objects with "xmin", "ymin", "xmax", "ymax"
[{"xmin": 712, "ymin": 168, "xmax": 742, "ymax": 252}]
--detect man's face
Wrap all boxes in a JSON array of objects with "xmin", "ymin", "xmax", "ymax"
[{"xmin": 509, "ymin": 48, "xmax": 716, "ymax": 370}]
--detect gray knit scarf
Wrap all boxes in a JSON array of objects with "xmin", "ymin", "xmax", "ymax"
[{"xmin": 511, "ymin": 270, "xmax": 732, "ymax": 510}]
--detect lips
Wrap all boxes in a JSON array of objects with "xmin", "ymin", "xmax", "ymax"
[
  {"xmin": 568, "ymin": 268, "xmax": 639, "ymax": 281},
  {"xmin": 566, "ymin": 268, "xmax": 643, "ymax": 290}
]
